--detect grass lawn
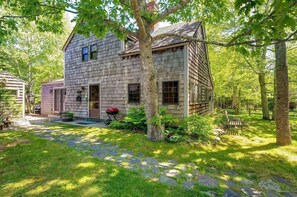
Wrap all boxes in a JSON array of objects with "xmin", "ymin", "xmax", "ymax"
[
  {"xmin": 0, "ymin": 110, "xmax": 296, "ymax": 195},
  {"xmin": 0, "ymin": 131, "xmax": 201, "ymax": 196}
]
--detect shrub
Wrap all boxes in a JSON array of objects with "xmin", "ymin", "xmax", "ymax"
[
  {"xmin": 164, "ymin": 128, "xmax": 183, "ymax": 143},
  {"xmin": 109, "ymin": 121, "xmax": 130, "ymax": 130},
  {"xmin": 109, "ymin": 106, "xmax": 147, "ymax": 131},
  {"xmin": 181, "ymin": 114, "xmax": 212, "ymax": 141},
  {"xmin": 151, "ymin": 107, "xmax": 176, "ymax": 127}
]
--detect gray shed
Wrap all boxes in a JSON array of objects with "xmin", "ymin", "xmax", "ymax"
[{"xmin": 0, "ymin": 71, "xmax": 26, "ymax": 118}]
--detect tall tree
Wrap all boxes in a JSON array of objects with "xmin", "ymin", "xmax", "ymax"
[{"xmin": 1, "ymin": 0, "xmax": 296, "ymax": 142}]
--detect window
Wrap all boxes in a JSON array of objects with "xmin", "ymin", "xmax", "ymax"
[
  {"xmin": 163, "ymin": 81, "xmax": 178, "ymax": 104},
  {"xmin": 82, "ymin": 46, "xmax": 89, "ymax": 61},
  {"xmin": 90, "ymin": 44, "xmax": 97, "ymax": 60},
  {"xmin": 128, "ymin": 83, "xmax": 140, "ymax": 103}
]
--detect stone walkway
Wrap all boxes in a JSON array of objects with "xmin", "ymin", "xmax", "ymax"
[{"xmin": 31, "ymin": 129, "xmax": 296, "ymax": 197}]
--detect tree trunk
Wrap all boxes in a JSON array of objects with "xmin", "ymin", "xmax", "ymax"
[
  {"xmin": 275, "ymin": 41, "xmax": 291, "ymax": 146},
  {"xmin": 139, "ymin": 38, "xmax": 164, "ymax": 141},
  {"xmin": 271, "ymin": 70, "xmax": 276, "ymax": 120},
  {"xmin": 258, "ymin": 72, "xmax": 270, "ymax": 120}
]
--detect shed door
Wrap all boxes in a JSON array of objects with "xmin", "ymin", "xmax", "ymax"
[
  {"xmin": 54, "ymin": 88, "xmax": 65, "ymax": 113},
  {"xmin": 89, "ymin": 84, "xmax": 100, "ymax": 119}
]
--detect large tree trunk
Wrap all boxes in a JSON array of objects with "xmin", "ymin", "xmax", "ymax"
[
  {"xmin": 275, "ymin": 41, "xmax": 291, "ymax": 146},
  {"xmin": 139, "ymin": 38, "xmax": 164, "ymax": 141},
  {"xmin": 258, "ymin": 72, "xmax": 270, "ymax": 119}
]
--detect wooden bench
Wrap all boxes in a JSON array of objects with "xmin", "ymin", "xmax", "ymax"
[{"xmin": 225, "ymin": 111, "xmax": 243, "ymax": 129}]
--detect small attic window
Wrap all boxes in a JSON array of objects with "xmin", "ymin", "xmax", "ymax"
[{"xmin": 125, "ymin": 37, "xmax": 136, "ymax": 51}]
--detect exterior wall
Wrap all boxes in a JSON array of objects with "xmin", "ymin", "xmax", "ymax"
[
  {"xmin": 188, "ymin": 26, "xmax": 213, "ymax": 115},
  {"xmin": 41, "ymin": 82, "xmax": 64, "ymax": 116},
  {"xmin": 0, "ymin": 71, "xmax": 25, "ymax": 118},
  {"xmin": 64, "ymin": 33, "xmax": 186, "ymax": 119}
]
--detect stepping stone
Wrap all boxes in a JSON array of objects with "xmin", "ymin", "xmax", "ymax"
[
  {"xmin": 284, "ymin": 192, "xmax": 297, "ymax": 197},
  {"xmin": 240, "ymin": 179, "xmax": 254, "ymax": 185},
  {"xmin": 265, "ymin": 191, "xmax": 279, "ymax": 197},
  {"xmin": 108, "ymin": 150, "xmax": 118, "ymax": 156},
  {"xmin": 120, "ymin": 152, "xmax": 134, "ymax": 158},
  {"xmin": 201, "ymin": 191, "xmax": 217, "ymax": 197},
  {"xmin": 182, "ymin": 181, "xmax": 194, "ymax": 190},
  {"xmin": 192, "ymin": 170, "xmax": 199, "ymax": 176},
  {"xmin": 272, "ymin": 175, "xmax": 292, "ymax": 186},
  {"xmin": 151, "ymin": 166, "xmax": 160, "ymax": 173},
  {"xmin": 223, "ymin": 189, "xmax": 242, "ymax": 197},
  {"xmin": 241, "ymin": 187, "xmax": 262, "ymax": 197},
  {"xmin": 128, "ymin": 158, "xmax": 141, "ymax": 165},
  {"xmin": 159, "ymin": 176, "xmax": 177, "ymax": 186},
  {"xmin": 158, "ymin": 162, "xmax": 174, "ymax": 168},
  {"xmin": 259, "ymin": 179, "xmax": 281, "ymax": 192},
  {"xmin": 225, "ymin": 180, "xmax": 236, "ymax": 187},
  {"xmin": 198, "ymin": 175, "xmax": 219, "ymax": 187},
  {"xmin": 104, "ymin": 156, "xmax": 115, "ymax": 161},
  {"xmin": 175, "ymin": 164, "xmax": 186, "ymax": 171},
  {"xmin": 142, "ymin": 172, "xmax": 154, "ymax": 178},
  {"xmin": 184, "ymin": 173, "xmax": 193, "ymax": 179},
  {"xmin": 139, "ymin": 164, "xmax": 150, "ymax": 171},
  {"xmin": 165, "ymin": 169, "xmax": 180, "ymax": 177},
  {"xmin": 227, "ymin": 170, "xmax": 238, "ymax": 177},
  {"xmin": 145, "ymin": 157, "xmax": 159, "ymax": 165}
]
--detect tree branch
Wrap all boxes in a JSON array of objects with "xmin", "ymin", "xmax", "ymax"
[
  {"xmin": 130, "ymin": 0, "xmax": 146, "ymax": 37},
  {"xmin": 154, "ymin": 0, "xmax": 190, "ymax": 23},
  {"xmin": 153, "ymin": 32, "xmax": 297, "ymax": 47},
  {"xmin": 0, "ymin": 11, "xmax": 60, "ymax": 20},
  {"xmin": 243, "ymin": 56, "xmax": 259, "ymax": 74},
  {"xmin": 104, "ymin": 19, "xmax": 138, "ymax": 37}
]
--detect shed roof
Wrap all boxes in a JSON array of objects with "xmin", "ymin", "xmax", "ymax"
[{"xmin": 42, "ymin": 79, "xmax": 64, "ymax": 85}]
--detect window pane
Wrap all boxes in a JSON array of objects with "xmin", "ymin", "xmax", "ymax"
[
  {"xmin": 163, "ymin": 81, "xmax": 178, "ymax": 104},
  {"xmin": 128, "ymin": 83, "xmax": 140, "ymax": 103},
  {"xmin": 90, "ymin": 44, "xmax": 97, "ymax": 60},
  {"xmin": 82, "ymin": 47, "xmax": 89, "ymax": 61}
]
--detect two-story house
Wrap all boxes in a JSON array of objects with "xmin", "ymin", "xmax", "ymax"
[{"xmin": 42, "ymin": 20, "xmax": 213, "ymax": 120}]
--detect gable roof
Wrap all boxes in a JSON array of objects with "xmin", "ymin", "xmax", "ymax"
[
  {"xmin": 0, "ymin": 70, "xmax": 26, "ymax": 84},
  {"xmin": 121, "ymin": 21, "xmax": 202, "ymax": 56},
  {"xmin": 62, "ymin": 21, "xmax": 202, "ymax": 54}
]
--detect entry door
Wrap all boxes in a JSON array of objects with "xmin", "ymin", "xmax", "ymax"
[
  {"xmin": 54, "ymin": 88, "xmax": 66, "ymax": 113},
  {"xmin": 89, "ymin": 84, "xmax": 100, "ymax": 119}
]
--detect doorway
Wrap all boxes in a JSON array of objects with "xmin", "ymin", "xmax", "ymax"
[
  {"xmin": 54, "ymin": 88, "xmax": 66, "ymax": 113},
  {"xmin": 89, "ymin": 84, "xmax": 100, "ymax": 119}
]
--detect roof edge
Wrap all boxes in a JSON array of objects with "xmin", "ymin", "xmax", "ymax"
[{"xmin": 119, "ymin": 42, "xmax": 188, "ymax": 57}]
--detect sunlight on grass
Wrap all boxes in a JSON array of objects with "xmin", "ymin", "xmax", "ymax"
[
  {"xmin": 5, "ymin": 179, "xmax": 36, "ymax": 190},
  {"xmin": 78, "ymin": 176, "xmax": 96, "ymax": 184},
  {"xmin": 76, "ymin": 162, "xmax": 96, "ymax": 168}
]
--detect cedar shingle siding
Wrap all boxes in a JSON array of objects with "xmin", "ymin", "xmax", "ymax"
[
  {"xmin": 0, "ymin": 71, "xmax": 25, "ymax": 118},
  {"xmin": 61, "ymin": 21, "xmax": 213, "ymax": 119}
]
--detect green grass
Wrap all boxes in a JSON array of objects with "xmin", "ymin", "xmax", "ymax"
[
  {"xmin": 44, "ymin": 111, "xmax": 297, "ymax": 191},
  {"xmin": 1, "ymin": 110, "xmax": 296, "ymax": 195},
  {"xmin": 0, "ymin": 131, "xmax": 202, "ymax": 196}
]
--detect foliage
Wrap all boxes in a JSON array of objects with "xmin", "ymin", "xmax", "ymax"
[
  {"xmin": 0, "ymin": 83, "xmax": 21, "ymax": 120},
  {"xmin": 181, "ymin": 114, "xmax": 213, "ymax": 141},
  {"xmin": 150, "ymin": 107, "xmax": 176, "ymax": 127},
  {"xmin": 110, "ymin": 106, "xmax": 147, "ymax": 131},
  {"xmin": 164, "ymin": 128, "xmax": 183, "ymax": 143}
]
